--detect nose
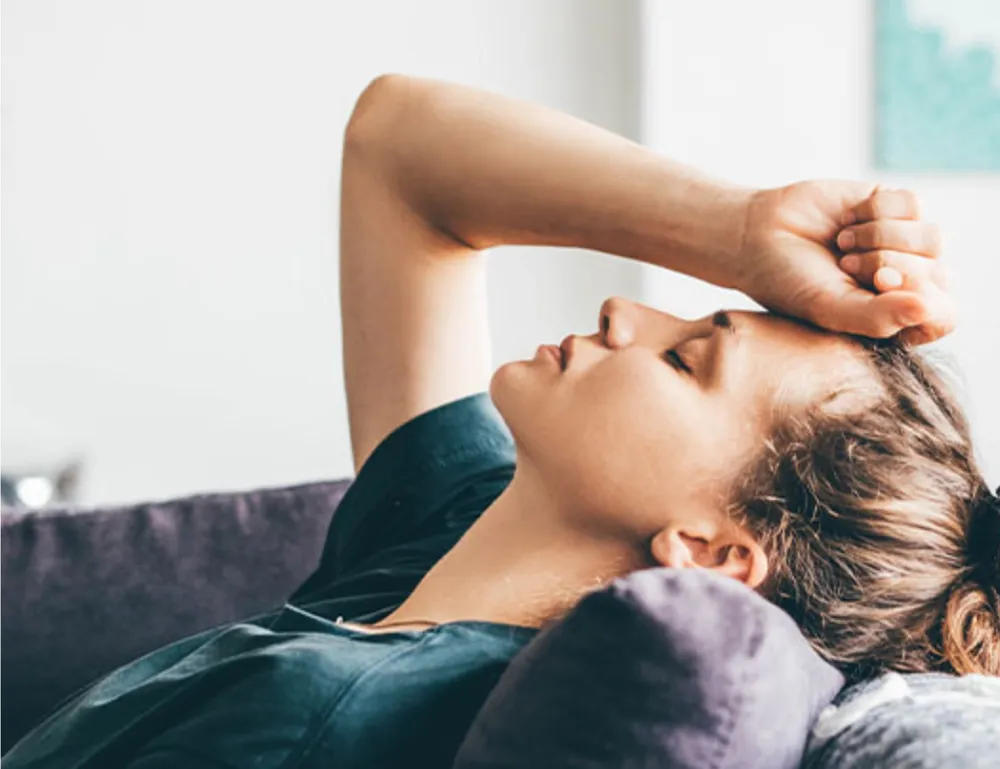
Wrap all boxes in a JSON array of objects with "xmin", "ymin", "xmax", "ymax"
[
  {"xmin": 598, "ymin": 296, "xmax": 637, "ymax": 349},
  {"xmin": 598, "ymin": 296, "xmax": 691, "ymax": 351}
]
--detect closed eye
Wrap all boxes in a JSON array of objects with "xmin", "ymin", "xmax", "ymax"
[{"xmin": 664, "ymin": 349, "xmax": 692, "ymax": 374}]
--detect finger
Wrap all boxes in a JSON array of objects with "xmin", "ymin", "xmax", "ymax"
[
  {"xmin": 812, "ymin": 287, "xmax": 930, "ymax": 340},
  {"xmin": 837, "ymin": 219, "xmax": 941, "ymax": 258},
  {"xmin": 896, "ymin": 295, "xmax": 957, "ymax": 345},
  {"xmin": 823, "ymin": 257, "xmax": 956, "ymax": 344},
  {"xmin": 839, "ymin": 250, "xmax": 944, "ymax": 292},
  {"xmin": 910, "ymin": 285, "xmax": 957, "ymax": 344},
  {"xmin": 842, "ymin": 187, "xmax": 921, "ymax": 225},
  {"xmin": 897, "ymin": 325, "xmax": 935, "ymax": 346},
  {"xmin": 897, "ymin": 318, "xmax": 955, "ymax": 345}
]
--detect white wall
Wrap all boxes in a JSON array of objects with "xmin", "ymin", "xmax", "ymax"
[
  {"xmin": 640, "ymin": 0, "xmax": 1000, "ymax": 483},
  {"xmin": 1, "ymin": 0, "xmax": 643, "ymax": 504},
  {"xmin": 8, "ymin": 0, "xmax": 994, "ymax": 506}
]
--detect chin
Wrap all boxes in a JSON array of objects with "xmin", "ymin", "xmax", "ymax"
[
  {"xmin": 489, "ymin": 361, "xmax": 538, "ymax": 442},
  {"xmin": 489, "ymin": 362, "xmax": 518, "ymax": 417}
]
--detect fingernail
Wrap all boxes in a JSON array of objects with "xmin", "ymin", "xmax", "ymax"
[
  {"xmin": 840, "ymin": 255, "xmax": 860, "ymax": 274},
  {"xmin": 878, "ymin": 267, "xmax": 903, "ymax": 289},
  {"xmin": 841, "ymin": 211, "xmax": 856, "ymax": 226},
  {"xmin": 837, "ymin": 230, "xmax": 855, "ymax": 250}
]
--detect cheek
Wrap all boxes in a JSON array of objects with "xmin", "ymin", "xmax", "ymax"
[
  {"xmin": 541, "ymin": 357, "xmax": 723, "ymax": 515},
  {"xmin": 578, "ymin": 360, "xmax": 684, "ymax": 438},
  {"xmin": 492, "ymin": 353, "xmax": 755, "ymax": 523}
]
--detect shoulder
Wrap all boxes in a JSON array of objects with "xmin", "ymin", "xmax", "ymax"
[{"xmin": 289, "ymin": 394, "xmax": 516, "ymax": 615}]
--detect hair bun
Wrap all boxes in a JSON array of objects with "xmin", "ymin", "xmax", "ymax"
[{"xmin": 968, "ymin": 485, "xmax": 1000, "ymax": 588}]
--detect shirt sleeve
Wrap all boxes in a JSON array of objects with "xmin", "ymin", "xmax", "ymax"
[{"xmin": 287, "ymin": 393, "xmax": 516, "ymax": 622}]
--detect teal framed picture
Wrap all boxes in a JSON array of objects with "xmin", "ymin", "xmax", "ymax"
[{"xmin": 875, "ymin": 0, "xmax": 1000, "ymax": 171}]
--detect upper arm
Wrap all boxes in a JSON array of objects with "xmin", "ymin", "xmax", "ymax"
[{"xmin": 339, "ymin": 77, "xmax": 493, "ymax": 474}]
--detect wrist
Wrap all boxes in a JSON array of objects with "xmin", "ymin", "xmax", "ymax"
[
  {"xmin": 640, "ymin": 176, "xmax": 756, "ymax": 290},
  {"xmin": 722, "ymin": 186, "xmax": 770, "ymax": 292},
  {"xmin": 707, "ymin": 183, "xmax": 757, "ymax": 289}
]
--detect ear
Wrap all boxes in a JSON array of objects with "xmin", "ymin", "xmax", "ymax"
[{"xmin": 650, "ymin": 525, "xmax": 769, "ymax": 590}]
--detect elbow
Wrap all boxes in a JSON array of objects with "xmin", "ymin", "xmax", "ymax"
[{"xmin": 343, "ymin": 74, "xmax": 414, "ymax": 157}]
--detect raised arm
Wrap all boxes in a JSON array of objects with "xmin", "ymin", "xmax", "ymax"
[
  {"xmin": 347, "ymin": 76, "xmax": 752, "ymax": 284},
  {"xmin": 340, "ymin": 75, "xmax": 950, "ymax": 472},
  {"xmin": 340, "ymin": 75, "xmax": 753, "ymax": 472}
]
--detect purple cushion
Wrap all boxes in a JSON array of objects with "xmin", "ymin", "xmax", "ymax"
[
  {"xmin": 454, "ymin": 568, "xmax": 845, "ymax": 769},
  {"xmin": 0, "ymin": 479, "xmax": 350, "ymax": 751}
]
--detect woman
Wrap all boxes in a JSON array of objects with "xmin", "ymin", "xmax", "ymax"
[{"xmin": 6, "ymin": 76, "xmax": 997, "ymax": 769}]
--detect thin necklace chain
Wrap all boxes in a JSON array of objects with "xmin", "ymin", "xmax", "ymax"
[{"xmin": 335, "ymin": 616, "xmax": 438, "ymax": 630}]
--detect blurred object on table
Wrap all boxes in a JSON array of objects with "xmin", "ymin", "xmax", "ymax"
[
  {"xmin": 1, "ymin": 462, "xmax": 82, "ymax": 510},
  {"xmin": 1, "ymin": 407, "xmax": 84, "ymax": 511}
]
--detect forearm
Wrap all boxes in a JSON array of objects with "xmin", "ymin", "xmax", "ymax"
[{"xmin": 345, "ymin": 75, "xmax": 753, "ymax": 287}]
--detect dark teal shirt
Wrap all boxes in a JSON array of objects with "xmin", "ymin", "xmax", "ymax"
[{"xmin": 5, "ymin": 393, "xmax": 534, "ymax": 769}]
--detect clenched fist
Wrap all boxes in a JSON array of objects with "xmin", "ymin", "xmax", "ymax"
[{"xmin": 734, "ymin": 182, "xmax": 953, "ymax": 345}]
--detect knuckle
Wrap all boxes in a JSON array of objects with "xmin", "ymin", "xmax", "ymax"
[
  {"xmin": 931, "ymin": 261, "xmax": 950, "ymax": 288},
  {"xmin": 926, "ymin": 222, "xmax": 943, "ymax": 253},
  {"xmin": 848, "ymin": 223, "xmax": 871, "ymax": 249},
  {"xmin": 852, "ymin": 253, "xmax": 877, "ymax": 280},
  {"xmin": 867, "ymin": 249, "xmax": 891, "ymax": 269},
  {"xmin": 900, "ymin": 189, "xmax": 921, "ymax": 218},
  {"xmin": 870, "ymin": 220, "xmax": 892, "ymax": 247},
  {"xmin": 868, "ymin": 193, "xmax": 886, "ymax": 220}
]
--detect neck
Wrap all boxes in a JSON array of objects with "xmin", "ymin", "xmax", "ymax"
[{"xmin": 380, "ymin": 465, "xmax": 649, "ymax": 629}]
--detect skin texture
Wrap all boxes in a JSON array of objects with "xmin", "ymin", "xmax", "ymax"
[
  {"xmin": 334, "ymin": 75, "xmax": 955, "ymax": 631},
  {"xmin": 341, "ymin": 76, "xmax": 951, "ymax": 479},
  {"xmin": 491, "ymin": 300, "xmax": 868, "ymax": 550},
  {"xmin": 380, "ymin": 302, "xmax": 872, "ymax": 630},
  {"xmin": 741, "ymin": 182, "xmax": 953, "ymax": 346}
]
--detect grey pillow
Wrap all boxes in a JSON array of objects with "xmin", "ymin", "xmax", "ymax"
[
  {"xmin": 454, "ymin": 568, "xmax": 844, "ymax": 769},
  {"xmin": 805, "ymin": 672, "xmax": 1000, "ymax": 768}
]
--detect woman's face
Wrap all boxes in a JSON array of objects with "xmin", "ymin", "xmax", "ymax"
[{"xmin": 490, "ymin": 297, "xmax": 868, "ymax": 540}]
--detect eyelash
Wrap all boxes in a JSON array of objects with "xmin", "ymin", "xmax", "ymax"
[{"xmin": 664, "ymin": 349, "xmax": 692, "ymax": 374}]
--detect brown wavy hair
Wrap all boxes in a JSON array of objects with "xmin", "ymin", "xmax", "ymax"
[{"xmin": 732, "ymin": 340, "xmax": 999, "ymax": 682}]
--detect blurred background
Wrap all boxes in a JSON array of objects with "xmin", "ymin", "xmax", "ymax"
[{"xmin": 2, "ymin": 0, "xmax": 998, "ymax": 507}]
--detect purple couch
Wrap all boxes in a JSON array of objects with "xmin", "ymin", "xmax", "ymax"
[
  {"xmin": 0, "ymin": 479, "xmax": 351, "ymax": 752},
  {"xmin": 6, "ymin": 479, "xmax": 995, "ymax": 768}
]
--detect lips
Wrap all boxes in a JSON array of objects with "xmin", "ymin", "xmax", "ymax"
[{"xmin": 537, "ymin": 344, "xmax": 562, "ymax": 368}]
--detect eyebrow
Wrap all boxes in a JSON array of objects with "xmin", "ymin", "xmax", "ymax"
[
  {"xmin": 712, "ymin": 311, "xmax": 736, "ymax": 333},
  {"xmin": 705, "ymin": 311, "xmax": 738, "ymax": 385}
]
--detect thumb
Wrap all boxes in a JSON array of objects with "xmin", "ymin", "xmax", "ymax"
[{"xmin": 811, "ymin": 286, "xmax": 928, "ymax": 339}]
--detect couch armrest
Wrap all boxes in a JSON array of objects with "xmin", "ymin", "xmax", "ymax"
[{"xmin": 1, "ymin": 479, "xmax": 350, "ymax": 751}]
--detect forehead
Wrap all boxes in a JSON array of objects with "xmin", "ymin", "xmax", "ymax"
[
  {"xmin": 727, "ymin": 310, "xmax": 872, "ymax": 410},
  {"xmin": 733, "ymin": 310, "xmax": 853, "ymax": 353}
]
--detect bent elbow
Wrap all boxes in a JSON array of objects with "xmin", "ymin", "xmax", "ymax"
[{"xmin": 343, "ymin": 74, "xmax": 413, "ymax": 156}]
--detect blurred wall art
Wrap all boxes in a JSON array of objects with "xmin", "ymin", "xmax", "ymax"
[{"xmin": 875, "ymin": 0, "xmax": 1000, "ymax": 171}]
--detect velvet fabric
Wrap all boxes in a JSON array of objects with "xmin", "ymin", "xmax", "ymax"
[
  {"xmin": 455, "ymin": 568, "xmax": 845, "ymax": 769},
  {"xmin": 1, "ymin": 480, "xmax": 349, "ymax": 751}
]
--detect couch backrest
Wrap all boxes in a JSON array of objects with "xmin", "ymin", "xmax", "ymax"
[{"xmin": 0, "ymin": 479, "xmax": 350, "ymax": 751}]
